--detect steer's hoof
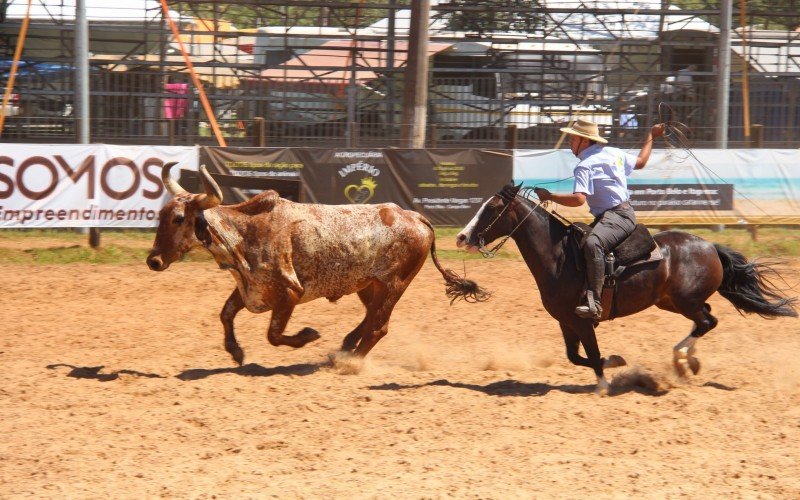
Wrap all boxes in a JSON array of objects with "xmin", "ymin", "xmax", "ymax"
[
  {"xmin": 226, "ymin": 343, "xmax": 245, "ymax": 366},
  {"xmin": 297, "ymin": 327, "xmax": 321, "ymax": 346}
]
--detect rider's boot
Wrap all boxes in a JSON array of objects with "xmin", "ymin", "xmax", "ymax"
[{"xmin": 576, "ymin": 257, "xmax": 604, "ymax": 320}]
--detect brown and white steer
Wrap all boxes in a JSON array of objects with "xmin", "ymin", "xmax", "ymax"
[{"xmin": 147, "ymin": 162, "xmax": 487, "ymax": 364}]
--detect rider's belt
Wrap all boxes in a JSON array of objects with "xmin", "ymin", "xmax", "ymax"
[{"xmin": 612, "ymin": 201, "xmax": 632, "ymax": 210}]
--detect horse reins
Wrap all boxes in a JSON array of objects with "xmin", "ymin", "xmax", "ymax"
[{"xmin": 477, "ymin": 189, "xmax": 545, "ymax": 258}]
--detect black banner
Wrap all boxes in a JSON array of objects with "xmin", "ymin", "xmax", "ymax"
[
  {"xmin": 628, "ymin": 184, "xmax": 734, "ymax": 211},
  {"xmin": 199, "ymin": 147, "xmax": 513, "ymax": 225},
  {"xmin": 385, "ymin": 149, "xmax": 512, "ymax": 226}
]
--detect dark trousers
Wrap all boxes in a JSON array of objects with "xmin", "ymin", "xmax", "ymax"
[
  {"xmin": 582, "ymin": 202, "xmax": 636, "ymax": 302},
  {"xmin": 585, "ymin": 202, "xmax": 637, "ymax": 257}
]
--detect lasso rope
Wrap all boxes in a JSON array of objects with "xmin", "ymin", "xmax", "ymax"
[{"xmin": 657, "ymin": 103, "xmax": 770, "ymax": 217}]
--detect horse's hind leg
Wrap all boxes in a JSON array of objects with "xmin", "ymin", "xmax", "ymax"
[{"xmin": 673, "ymin": 303, "xmax": 719, "ymax": 377}]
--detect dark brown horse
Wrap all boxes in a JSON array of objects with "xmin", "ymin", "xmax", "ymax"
[{"xmin": 457, "ymin": 182, "xmax": 797, "ymax": 395}]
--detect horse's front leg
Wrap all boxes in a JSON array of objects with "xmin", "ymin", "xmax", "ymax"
[
  {"xmin": 560, "ymin": 321, "xmax": 626, "ymax": 396},
  {"xmin": 265, "ymin": 290, "xmax": 320, "ymax": 349}
]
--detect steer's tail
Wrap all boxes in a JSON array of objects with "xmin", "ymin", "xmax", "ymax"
[
  {"xmin": 422, "ymin": 219, "xmax": 490, "ymax": 304},
  {"xmin": 715, "ymin": 244, "xmax": 798, "ymax": 319}
]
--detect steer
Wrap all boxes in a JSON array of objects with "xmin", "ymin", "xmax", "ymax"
[{"xmin": 147, "ymin": 162, "xmax": 488, "ymax": 364}]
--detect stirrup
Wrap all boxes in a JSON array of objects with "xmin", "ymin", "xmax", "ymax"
[{"xmin": 575, "ymin": 290, "xmax": 602, "ymax": 319}]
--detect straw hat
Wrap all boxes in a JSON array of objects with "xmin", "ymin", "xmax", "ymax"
[{"xmin": 560, "ymin": 118, "xmax": 608, "ymax": 144}]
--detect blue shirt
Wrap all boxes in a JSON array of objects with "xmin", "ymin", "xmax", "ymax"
[{"xmin": 572, "ymin": 144, "xmax": 637, "ymax": 216}]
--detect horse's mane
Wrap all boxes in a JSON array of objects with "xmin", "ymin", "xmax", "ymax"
[{"xmin": 515, "ymin": 187, "xmax": 572, "ymax": 233}]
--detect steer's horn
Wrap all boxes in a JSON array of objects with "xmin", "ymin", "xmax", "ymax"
[
  {"xmin": 161, "ymin": 161, "xmax": 187, "ymax": 196},
  {"xmin": 196, "ymin": 165, "xmax": 223, "ymax": 209}
]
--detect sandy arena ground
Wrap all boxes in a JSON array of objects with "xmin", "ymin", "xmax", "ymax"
[{"xmin": 2, "ymin": 239, "xmax": 799, "ymax": 498}]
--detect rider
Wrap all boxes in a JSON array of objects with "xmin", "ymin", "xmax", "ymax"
[{"xmin": 534, "ymin": 118, "xmax": 665, "ymax": 320}]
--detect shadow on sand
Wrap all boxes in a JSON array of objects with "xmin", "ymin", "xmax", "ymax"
[
  {"xmin": 175, "ymin": 362, "xmax": 322, "ymax": 381},
  {"xmin": 369, "ymin": 377, "xmax": 672, "ymax": 397},
  {"xmin": 46, "ymin": 364, "xmax": 165, "ymax": 382},
  {"xmin": 46, "ymin": 362, "xmax": 322, "ymax": 382}
]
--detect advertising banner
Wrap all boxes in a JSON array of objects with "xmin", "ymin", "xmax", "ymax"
[
  {"xmin": 201, "ymin": 147, "xmax": 513, "ymax": 226},
  {"xmin": 384, "ymin": 149, "xmax": 513, "ymax": 226},
  {"xmin": 514, "ymin": 149, "xmax": 800, "ymax": 224},
  {"xmin": 0, "ymin": 145, "xmax": 197, "ymax": 228}
]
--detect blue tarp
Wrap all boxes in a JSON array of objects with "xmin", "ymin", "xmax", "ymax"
[{"xmin": 0, "ymin": 60, "xmax": 77, "ymax": 78}]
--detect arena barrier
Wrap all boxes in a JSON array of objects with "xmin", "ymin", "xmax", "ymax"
[
  {"xmin": 515, "ymin": 149, "xmax": 800, "ymax": 228},
  {"xmin": 1, "ymin": 144, "xmax": 798, "ymax": 230}
]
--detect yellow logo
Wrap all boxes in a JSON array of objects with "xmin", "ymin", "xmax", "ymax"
[{"xmin": 344, "ymin": 176, "xmax": 377, "ymax": 204}]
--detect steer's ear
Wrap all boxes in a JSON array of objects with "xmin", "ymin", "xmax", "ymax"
[{"xmin": 194, "ymin": 212, "xmax": 212, "ymax": 247}]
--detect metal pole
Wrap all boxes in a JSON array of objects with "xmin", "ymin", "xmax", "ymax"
[
  {"xmin": 76, "ymin": 0, "xmax": 89, "ymax": 143},
  {"xmin": 400, "ymin": 0, "xmax": 431, "ymax": 148},
  {"xmin": 385, "ymin": 0, "xmax": 396, "ymax": 139},
  {"xmin": 715, "ymin": 0, "xmax": 732, "ymax": 148},
  {"xmin": 76, "ymin": 0, "xmax": 100, "ymax": 247}
]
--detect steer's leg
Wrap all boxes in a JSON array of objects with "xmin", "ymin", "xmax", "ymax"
[
  {"xmin": 354, "ymin": 279, "xmax": 409, "ymax": 358},
  {"xmin": 266, "ymin": 291, "xmax": 320, "ymax": 348},
  {"xmin": 221, "ymin": 288, "xmax": 246, "ymax": 365},
  {"xmin": 340, "ymin": 284, "xmax": 375, "ymax": 352}
]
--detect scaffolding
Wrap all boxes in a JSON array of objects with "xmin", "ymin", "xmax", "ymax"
[{"xmin": 2, "ymin": 0, "xmax": 800, "ymax": 148}]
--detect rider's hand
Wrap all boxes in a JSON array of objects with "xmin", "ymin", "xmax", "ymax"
[
  {"xmin": 651, "ymin": 123, "xmax": 666, "ymax": 138},
  {"xmin": 534, "ymin": 187, "xmax": 551, "ymax": 201}
]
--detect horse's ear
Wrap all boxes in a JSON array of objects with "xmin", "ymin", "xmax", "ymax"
[{"xmin": 499, "ymin": 181, "xmax": 522, "ymax": 201}]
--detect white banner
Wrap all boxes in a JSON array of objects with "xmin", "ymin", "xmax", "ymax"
[
  {"xmin": 0, "ymin": 145, "xmax": 197, "ymax": 228},
  {"xmin": 514, "ymin": 149, "xmax": 800, "ymax": 224}
]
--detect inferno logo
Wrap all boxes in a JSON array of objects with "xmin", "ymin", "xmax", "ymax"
[{"xmin": 344, "ymin": 177, "xmax": 377, "ymax": 204}]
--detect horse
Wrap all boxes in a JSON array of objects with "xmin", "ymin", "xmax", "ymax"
[{"xmin": 456, "ymin": 182, "xmax": 797, "ymax": 395}]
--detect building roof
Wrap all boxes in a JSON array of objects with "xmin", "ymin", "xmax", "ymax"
[
  {"xmin": 5, "ymin": 0, "xmax": 179, "ymax": 22},
  {"xmin": 258, "ymin": 40, "xmax": 452, "ymax": 84}
]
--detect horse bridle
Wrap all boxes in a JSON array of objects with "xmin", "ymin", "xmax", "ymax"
[{"xmin": 476, "ymin": 191, "xmax": 543, "ymax": 258}]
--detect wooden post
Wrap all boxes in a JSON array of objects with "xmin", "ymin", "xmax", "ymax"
[
  {"xmin": 747, "ymin": 224, "xmax": 759, "ymax": 241},
  {"xmin": 253, "ymin": 117, "xmax": 266, "ymax": 147},
  {"xmin": 89, "ymin": 227, "xmax": 101, "ymax": 248},
  {"xmin": 429, "ymin": 124, "xmax": 437, "ymax": 148},
  {"xmin": 168, "ymin": 119, "xmax": 176, "ymax": 145},
  {"xmin": 505, "ymin": 124, "xmax": 518, "ymax": 149},
  {"xmin": 751, "ymin": 124, "xmax": 764, "ymax": 148}
]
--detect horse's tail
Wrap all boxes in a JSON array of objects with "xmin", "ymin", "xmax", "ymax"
[
  {"xmin": 714, "ymin": 244, "xmax": 798, "ymax": 318},
  {"xmin": 420, "ymin": 217, "xmax": 491, "ymax": 304}
]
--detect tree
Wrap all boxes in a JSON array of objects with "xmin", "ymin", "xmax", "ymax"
[{"xmin": 435, "ymin": 0, "xmax": 546, "ymax": 35}]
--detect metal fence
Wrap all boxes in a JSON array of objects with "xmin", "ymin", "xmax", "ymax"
[{"xmin": 2, "ymin": 1, "xmax": 800, "ymax": 149}]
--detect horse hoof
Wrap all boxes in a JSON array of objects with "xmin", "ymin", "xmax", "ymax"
[
  {"xmin": 595, "ymin": 385, "xmax": 610, "ymax": 397},
  {"xmin": 673, "ymin": 358, "xmax": 689, "ymax": 378},
  {"xmin": 595, "ymin": 377, "xmax": 610, "ymax": 396},
  {"xmin": 688, "ymin": 356, "xmax": 701, "ymax": 375},
  {"xmin": 605, "ymin": 355, "xmax": 627, "ymax": 369}
]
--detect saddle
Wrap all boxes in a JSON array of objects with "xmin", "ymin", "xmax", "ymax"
[{"xmin": 569, "ymin": 222, "xmax": 663, "ymax": 322}]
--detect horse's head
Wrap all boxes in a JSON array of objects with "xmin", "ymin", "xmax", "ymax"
[{"xmin": 456, "ymin": 182, "xmax": 522, "ymax": 254}]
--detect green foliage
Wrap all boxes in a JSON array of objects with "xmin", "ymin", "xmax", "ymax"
[
  {"xmin": 435, "ymin": 0, "xmax": 546, "ymax": 34},
  {"xmin": 172, "ymin": 1, "xmax": 410, "ymax": 29},
  {"xmin": 0, "ymin": 226, "xmax": 797, "ymax": 265},
  {"xmin": 672, "ymin": 0, "xmax": 800, "ymax": 31}
]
